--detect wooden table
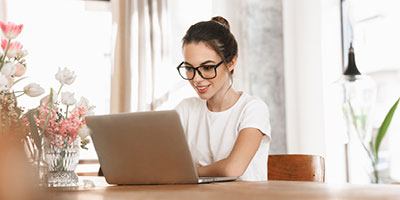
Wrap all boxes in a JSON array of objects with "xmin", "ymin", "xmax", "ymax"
[{"xmin": 43, "ymin": 177, "xmax": 400, "ymax": 200}]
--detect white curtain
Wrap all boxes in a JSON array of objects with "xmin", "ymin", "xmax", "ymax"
[
  {"xmin": 110, "ymin": 0, "xmax": 169, "ymax": 113},
  {"xmin": 0, "ymin": 0, "xmax": 7, "ymax": 21}
]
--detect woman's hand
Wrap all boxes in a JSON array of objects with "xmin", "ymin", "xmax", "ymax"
[{"xmin": 196, "ymin": 128, "xmax": 264, "ymax": 177}]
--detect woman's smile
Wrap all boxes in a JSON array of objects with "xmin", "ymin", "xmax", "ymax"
[{"xmin": 194, "ymin": 84, "xmax": 211, "ymax": 93}]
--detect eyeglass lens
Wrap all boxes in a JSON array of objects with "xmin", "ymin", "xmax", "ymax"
[{"xmin": 177, "ymin": 61, "xmax": 223, "ymax": 80}]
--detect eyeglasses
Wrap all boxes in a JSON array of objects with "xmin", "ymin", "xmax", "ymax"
[{"xmin": 177, "ymin": 61, "xmax": 224, "ymax": 80}]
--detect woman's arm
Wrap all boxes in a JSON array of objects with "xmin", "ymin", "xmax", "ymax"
[{"xmin": 196, "ymin": 128, "xmax": 264, "ymax": 177}]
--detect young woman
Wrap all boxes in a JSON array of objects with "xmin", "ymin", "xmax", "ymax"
[{"xmin": 175, "ymin": 16, "xmax": 271, "ymax": 181}]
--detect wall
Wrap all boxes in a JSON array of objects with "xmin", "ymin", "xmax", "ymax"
[
  {"xmin": 283, "ymin": 0, "xmax": 347, "ymax": 183},
  {"xmin": 245, "ymin": 0, "xmax": 287, "ymax": 154},
  {"xmin": 213, "ymin": 0, "xmax": 287, "ymax": 154}
]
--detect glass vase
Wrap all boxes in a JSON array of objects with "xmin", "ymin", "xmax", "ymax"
[
  {"xmin": 26, "ymin": 136, "xmax": 48, "ymax": 187},
  {"xmin": 341, "ymin": 75, "xmax": 378, "ymax": 183},
  {"xmin": 44, "ymin": 135, "xmax": 80, "ymax": 187}
]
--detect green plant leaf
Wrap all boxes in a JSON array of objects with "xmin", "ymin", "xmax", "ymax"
[
  {"xmin": 41, "ymin": 88, "xmax": 54, "ymax": 135},
  {"xmin": 26, "ymin": 109, "xmax": 41, "ymax": 150},
  {"xmin": 348, "ymin": 101, "xmax": 359, "ymax": 133},
  {"xmin": 375, "ymin": 97, "xmax": 400, "ymax": 158}
]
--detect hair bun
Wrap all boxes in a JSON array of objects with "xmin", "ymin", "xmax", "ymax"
[{"xmin": 211, "ymin": 16, "xmax": 230, "ymax": 30}]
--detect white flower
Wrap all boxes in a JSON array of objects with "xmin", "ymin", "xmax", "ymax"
[
  {"xmin": 87, "ymin": 105, "xmax": 96, "ymax": 116},
  {"xmin": 78, "ymin": 124, "xmax": 91, "ymax": 139},
  {"xmin": 6, "ymin": 50, "xmax": 17, "ymax": 58},
  {"xmin": 61, "ymin": 91, "xmax": 77, "ymax": 106},
  {"xmin": 76, "ymin": 96, "xmax": 90, "ymax": 108},
  {"xmin": 16, "ymin": 49, "xmax": 28, "ymax": 58},
  {"xmin": 40, "ymin": 93, "xmax": 58, "ymax": 105},
  {"xmin": 0, "ymin": 74, "xmax": 8, "ymax": 91},
  {"xmin": 75, "ymin": 97, "xmax": 96, "ymax": 116},
  {"xmin": 23, "ymin": 83, "xmax": 45, "ymax": 97},
  {"xmin": 1, "ymin": 63, "xmax": 16, "ymax": 76},
  {"xmin": 55, "ymin": 67, "xmax": 76, "ymax": 85}
]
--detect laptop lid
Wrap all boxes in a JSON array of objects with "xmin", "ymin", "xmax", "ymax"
[{"xmin": 86, "ymin": 110, "xmax": 200, "ymax": 184}]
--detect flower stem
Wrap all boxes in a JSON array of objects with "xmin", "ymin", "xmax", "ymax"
[
  {"xmin": 12, "ymin": 77, "xmax": 28, "ymax": 87},
  {"xmin": 65, "ymin": 105, "xmax": 69, "ymax": 118},
  {"xmin": 15, "ymin": 93, "xmax": 25, "ymax": 98},
  {"xmin": 0, "ymin": 39, "xmax": 11, "ymax": 70},
  {"xmin": 41, "ymin": 89, "xmax": 54, "ymax": 135},
  {"xmin": 372, "ymin": 160, "xmax": 379, "ymax": 183},
  {"xmin": 57, "ymin": 84, "xmax": 64, "ymax": 96}
]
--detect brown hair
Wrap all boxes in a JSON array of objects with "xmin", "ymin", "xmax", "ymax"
[{"xmin": 182, "ymin": 16, "xmax": 238, "ymax": 75}]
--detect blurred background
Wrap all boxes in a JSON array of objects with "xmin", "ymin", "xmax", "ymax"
[{"xmin": 0, "ymin": 0, "xmax": 399, "ymax": 184}]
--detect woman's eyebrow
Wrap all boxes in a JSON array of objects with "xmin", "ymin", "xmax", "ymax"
[
  {"xmin": 183, "ymin": 60, "xmax": 216, "ymax": 66},
  {"xmin": 200, "ymin": 60, "xmax": 216, "ymax": 65},
  {"xmin": 183, "ymin": 61, "xmax": 193, "ymax": 66}
]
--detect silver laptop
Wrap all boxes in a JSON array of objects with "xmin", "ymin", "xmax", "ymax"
[{"xmin": 86, "ymin": 110, "xmax": 237, "ymax": 185}]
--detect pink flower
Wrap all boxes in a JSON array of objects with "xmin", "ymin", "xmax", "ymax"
[
  {"xmin": 14, "ymin": 63, "xmax": 26, "ymax": 77},
  {"xmin": 1, "ymin": 40, "xmax": 23, "ymax": 58},
  {"xmin": 36, "ymin": 105, "xmax": 59, "ymax": 136},
  {"xmin": 1, "ymin": 39, "xmax": 7, "ymax": 50},
  {"xmin": 0, "ymin": 21, "xmax": 23, "ymax": 40}
]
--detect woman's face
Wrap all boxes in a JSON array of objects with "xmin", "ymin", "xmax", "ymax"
[{"xmin": 183, "ymin": 42, "xmax": 233, "ymax": 101}]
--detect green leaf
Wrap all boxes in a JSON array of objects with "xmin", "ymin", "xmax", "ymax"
[
  {"xmin": 41, "ymin": 88, "xmax": 54, "ymax": 134},
  {"xmin": 26, "ymin": 109, "xmax": 41, "ymax": 150},
  {"xmin": 348, "ymin": 101, "xmax": 360, "ymax": 135},
  {"xmin": 375, "ymin": 97, "xmax": 400, "ymax": 158}
]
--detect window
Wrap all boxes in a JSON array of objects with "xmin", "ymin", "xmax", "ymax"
[
  {"xmin": 6, "ymin": 0, "xmax": 113, "ymax": 163},
  {"xmin": 342, "ymin": 0, "xmax": 400, "ymax": 183}
]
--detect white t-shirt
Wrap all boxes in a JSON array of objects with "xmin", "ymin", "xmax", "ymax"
[{"xmin": 175, "ymin": 92, "xmax": 271, "ymax": 181}]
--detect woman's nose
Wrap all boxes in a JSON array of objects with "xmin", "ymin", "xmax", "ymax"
[{"xmin": 192, "ymin": 71, "xmax": 204, "ymax": 82}]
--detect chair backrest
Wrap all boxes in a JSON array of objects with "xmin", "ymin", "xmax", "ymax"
[
  {"xmin": 268, "ymin": 154, "xmax": 325, "ymax": 182},
  {"xmin": 77, "ymin": 160, "xmax": 101, "ymax": 176}
]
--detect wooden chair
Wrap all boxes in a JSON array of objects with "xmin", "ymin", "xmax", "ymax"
[
  {"xmin": 77, "ymin": 160, "xmax": 101, "ymax": 176},
  {"xmin": 268, "ymin": 154, "xmax": 325, "ymax": 182}
]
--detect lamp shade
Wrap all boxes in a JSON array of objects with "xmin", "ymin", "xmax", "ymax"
[{"xmin": 343, "ymin": 43, "xmax": 361, "ymax": 77}]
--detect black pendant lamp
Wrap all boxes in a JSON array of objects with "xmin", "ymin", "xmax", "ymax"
[{"xmin": 343, "ymin": 43, "xmax": 361, "ymax": 81}]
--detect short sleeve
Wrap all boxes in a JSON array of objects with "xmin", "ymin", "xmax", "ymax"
[
  {"xmin": 174, "ymin": 97, "xmax": 200, "ymax": 134},
  {"xmin": 174, "ymin": 99, "xmax": 189, "ymax": 129},
  {"xmin": 238, "ymin": 99, "xmax": 271, "ymax": 139}
]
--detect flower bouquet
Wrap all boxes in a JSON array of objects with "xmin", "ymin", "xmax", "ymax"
[
  {"xmin": 27, "ymin": 67, "xmax": 95, "ymax": 187},
  {"xmin": 0, "ymin": 21, "xmax": 45, "ymax": 137},
  {"xmin": 1, "ymin": 21, "xmax": 94, "ymax": 187}
]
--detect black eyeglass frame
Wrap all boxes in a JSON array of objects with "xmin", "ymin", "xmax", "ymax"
[{"xmin": 176, "ymin": 60, "xmax": 224, "ymax": 80}]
